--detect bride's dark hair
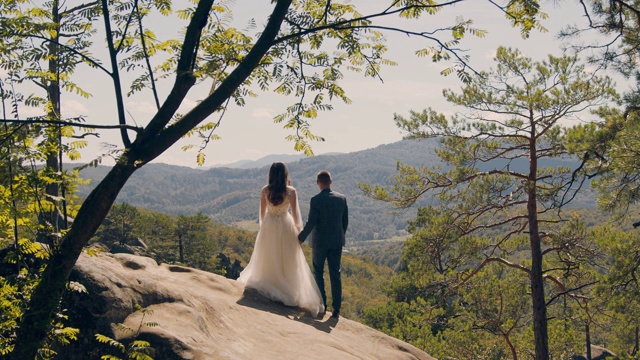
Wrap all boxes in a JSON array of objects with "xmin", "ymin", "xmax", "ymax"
[{"xmin": 267, "ymin": 162, "xmax": 289, "ymax": 206}]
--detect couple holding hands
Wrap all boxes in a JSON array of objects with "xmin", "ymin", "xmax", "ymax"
[{"xmin": 238, "ymin": 162, "xmax": 349, "ymax": 319}]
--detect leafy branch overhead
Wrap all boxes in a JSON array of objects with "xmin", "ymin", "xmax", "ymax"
[{"xmin": 1, "ymin": 1, "xmax": 547, "ymax": 160}]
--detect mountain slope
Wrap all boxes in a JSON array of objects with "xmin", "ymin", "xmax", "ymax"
[
  {"xmin": 77, "ymin": 139, "xmax": 442, "ymax": 242},
  {"xmin": 76, "ymin": 139, "xmax": 593, "ymax": 243},
  {"xmin": 210, "ymin": 153, "xmax": 307, "ymax": 169}
]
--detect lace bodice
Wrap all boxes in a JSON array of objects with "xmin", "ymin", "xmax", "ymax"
[
  {"xmin": 260, "ymin": 185, "xmax": 302, "ymax": 230},
  {"xmin": 267, "ymin": 199, "xmax": 290, "ymax": 215}
]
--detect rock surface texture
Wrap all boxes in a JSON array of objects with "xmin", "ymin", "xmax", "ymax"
[{"xmin": 61, "ymin": 252, "xmax": 435, "ymax": 360}]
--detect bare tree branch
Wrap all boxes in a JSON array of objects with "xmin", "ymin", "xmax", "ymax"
[{"xmin": 0, "ymin": 117, "xmax": 143, "ymax": 132}]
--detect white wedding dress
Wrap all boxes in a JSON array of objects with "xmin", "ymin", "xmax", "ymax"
[{"xmin": 237, "ymin": 185, "xmax": 324, "ymax": 317}]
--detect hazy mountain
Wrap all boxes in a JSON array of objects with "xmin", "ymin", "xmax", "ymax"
[
  {"xmin": 76, "ymin": 139, "xmax": 594, "ymax": 243},
  {"xmin": 211, "ymin": 153, "xmax": 308, "ymax": 169},
  {"xmin": 76, "ymin": 140, "xmax": 440, "ymax": 242}
]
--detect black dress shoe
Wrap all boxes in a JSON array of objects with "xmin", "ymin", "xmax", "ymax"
[{"xmin": 331, "ymin": 310, "xmax": 339, "ymax": 318}]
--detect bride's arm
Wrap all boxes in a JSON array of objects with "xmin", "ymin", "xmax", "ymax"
[
  {"xmin": 289, "ymin": 187, "xmax": 303, "ymax": 232},
  {"xmin": 259, "ymin": 186, "xmax": 267, "ymax": 225}
]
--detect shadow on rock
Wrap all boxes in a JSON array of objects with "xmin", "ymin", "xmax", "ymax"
[{"xmin": 236, "ymin": 287, "xmax": 337, "ymax": 333}]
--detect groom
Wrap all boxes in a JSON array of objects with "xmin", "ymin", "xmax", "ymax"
[{"xmin": 298, "ymin": 170, "xmax": 349, "ymax": 318}]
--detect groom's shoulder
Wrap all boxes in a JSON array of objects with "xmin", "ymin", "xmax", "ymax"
[
  {"xmin": 331, "ymin": 188, "xmax": 345, "ymax": 196},
  {"xmin": 330, "ymin": 190, "xmax": 347, "ymax": 200}
]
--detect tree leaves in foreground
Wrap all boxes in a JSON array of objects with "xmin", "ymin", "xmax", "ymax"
[{"xmin": 563, "ymin": 1, "xmax": 640, "ymax": 227}]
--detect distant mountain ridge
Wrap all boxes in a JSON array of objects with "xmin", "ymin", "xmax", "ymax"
[
  {"xmin": 76, "ymin": 140, "xmax": 439, "ymax": 242},
  {"xmin": 76, "ymin": 139, "xmax": 594, "ymax": 243},
  {"xmin": 211, "ymin": 153, "xmax": 308, "ymax": 169}
]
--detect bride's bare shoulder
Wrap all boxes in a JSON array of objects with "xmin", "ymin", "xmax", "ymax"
[{"xmin": 286, "ymin": 185, "xmax": 297, "ymax": 195}]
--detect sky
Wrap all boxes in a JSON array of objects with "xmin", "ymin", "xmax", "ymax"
[{"xmin": 14, "ymin": 0, "xmax": 622, "ymax": 168}]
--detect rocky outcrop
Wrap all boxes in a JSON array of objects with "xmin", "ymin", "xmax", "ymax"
[
  {"xmin": 572, "ymin": 345, "xmax": 616, "ymax": 360},
  {"xmin": 60, "ymin": 252, "xmax": 435, "ymax": 360}
]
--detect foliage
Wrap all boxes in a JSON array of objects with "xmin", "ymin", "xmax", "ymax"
[
  {"xmin": 0, "ymin": 4, "xmax": 89, "ymax": 352},
  {"xmin": 94, "ymin": 203, "xmax": 141, "ymax": 247},
  {"xmin": 562, "ymin": 15, "xmax": 640, "ymax": 355},
  {"xmin": 0, "ymin": 244, "xmax": 81, "ymax": 358},
  {"xmin": 0, "ymin": 270, "xmax": 30, "ymax": 357},
  {"xmin": 91, "ymin": 204, "xmax": 248, "ymax": 276},
  {"xmin": 134, "ymin": 210, "xmax": 179, "ymax": 263},
  {"xmin": 0, "ymin": 74, "xmax": 84, "ymax": 357},
  {"xmin": 0, "ymin": 86, "xmax": 86, "ymax": 250},
  {"xmin": 567, "ymin": 93, "xmax": 640, "ymax": 223},
  {"xmin": 561, "ymin": 0, "xmax": 640, "ymax": 77},
  {"xmin": 350, "ymin": 239, "xmax": 405, "ymax": 270},
  {"xmin": 74, "ymin": 140, "xmax": 467, "ymax": 243},
  {"xmin": 337, "ymin": 247, "xmax": 394, "ymax": 320},
  {"xmin": 95, "ymin": 305, "xmax": 156, "ymax": 360},
  {"xmin": 90, "ymin": 201, "xmax": 394, "ymax": 321},
  {"xmin": 361, "ymin": 213, "xmax": 640, "ymax": 359},
  {"xmin": 360, "ymin": 47, "xmax": 618, "ymax": 359},
  {"xmin": 174, "ymin": 213, "xmax": 218, "ymax": 271},
  {"xmin": 589, "ymin": 226, "xmax": 640, "ymax": 357},
  {"xmin": 562, "ymin": 1, "xmax": 640, "ymax": 230},
  {"xmin": 0, "ymin": 0, "xmax": 97, "ymax": 250},
  {"xmin": 0, "ymin": 0, "xmax": 551, "ymax": 357}
]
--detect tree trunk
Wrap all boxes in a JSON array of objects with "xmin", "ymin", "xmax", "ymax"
[
  {"xmin": 179, "ymin": 234, "xmax": 184, "ymax": 263},
  {"xmin": 633, "ymin": 326, "xmax": 638, "ymax": 356},
  {"xmin": 10, "ymin": 161, "xmax": 137, "ymax": 360},
  {"xmin": 10, "ymin": 1, "xmax": 292, "ymax": 357},
  {"xmin": 528, "ymin": 136, "xmax": 549, "ymax": 360},
  {"xmin": 39, "ymin": 0, "xmax": 66, "ymax": 244},
  {"xmin": 529, "ymin": 224, "xmax": 549, "ymax": 360},
  {"xmin": 586, "ymin": 323, "xmax": 592, "ymax": 360}
]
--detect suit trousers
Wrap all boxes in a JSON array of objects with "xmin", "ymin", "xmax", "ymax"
[{"xmin": 312, "ymin": 247, "xmax": 342, "ymax": 313}]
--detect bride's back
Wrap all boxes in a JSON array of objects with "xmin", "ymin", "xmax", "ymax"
[{"xmin": 264, "ymin": 186, "xmax": 293, "ymax": 215}]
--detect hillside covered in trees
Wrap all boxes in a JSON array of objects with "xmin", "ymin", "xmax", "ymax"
[
  {"xmin": 89, "ymin": 202, "xmax": 395, "ymax": 322},
  {"xmin": 75, "ymin": 139, "xmax": 592, "ymax": 244}
]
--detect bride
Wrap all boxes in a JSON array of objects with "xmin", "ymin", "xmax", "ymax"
[{"xmin": 237, "ymin": 162, "xmax": 325, "ymax": 317}]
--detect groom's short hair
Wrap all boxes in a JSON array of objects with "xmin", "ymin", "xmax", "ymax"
[{"xmin": 317, "ymin": 170, "xmax": 332, "ymax": 185}]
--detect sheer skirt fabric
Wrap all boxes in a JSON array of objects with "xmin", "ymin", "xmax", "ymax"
[{"xmin": 237, "ymin": 186, "xmax": 324, "ymax": 317}]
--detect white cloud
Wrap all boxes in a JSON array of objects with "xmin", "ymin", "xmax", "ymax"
[
  {"xmin": 125, "ymin": 100, "xmax": 160, "ymax": 116},
  {"xmin": 178, "ymin": 98, "xmax": 198, "ymax": 113},
  {"xmin": 61, "ymin": 100, "xmax": 89, "ymax": 117},
  {"xmin": 251, "ymin": 107, "xmax": 274, "ymax": 119}
]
